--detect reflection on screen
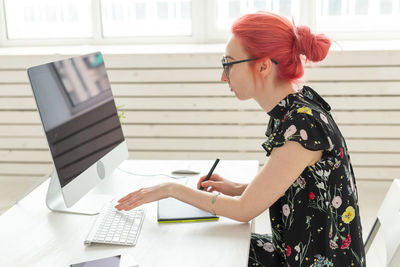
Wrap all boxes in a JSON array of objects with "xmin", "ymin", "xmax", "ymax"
[{"xmin": 53, "ymin": 53, "xmax": 110, "ymax": 107}]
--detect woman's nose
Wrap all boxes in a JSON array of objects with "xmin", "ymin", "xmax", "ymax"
[{"xmin": 221, "ymin": 70, "xmax": 228, "ymax": 82}]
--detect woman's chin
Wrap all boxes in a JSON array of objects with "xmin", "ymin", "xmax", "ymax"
[{"xmin": 234, "ymin": 93, "xmax": 248, "ymax": 100}]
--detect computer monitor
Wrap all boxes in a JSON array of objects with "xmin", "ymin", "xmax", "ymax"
[{"xmin": 27, "ymin": 52, "xmax": 128, "ymax": 215}]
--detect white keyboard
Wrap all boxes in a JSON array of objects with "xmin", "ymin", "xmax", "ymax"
[{"xmin": 84, "ymin": 200, "xmax": 145, "ymax": 246}]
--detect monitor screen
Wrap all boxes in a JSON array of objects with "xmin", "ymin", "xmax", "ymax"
[{"xmin": 29, "ymin": 52, "xmax": 125, "ymax": 188}]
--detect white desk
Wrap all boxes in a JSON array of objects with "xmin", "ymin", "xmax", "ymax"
[{"xmin": 0, "ymin": 160, "xmax": 259, "ymax": 267}]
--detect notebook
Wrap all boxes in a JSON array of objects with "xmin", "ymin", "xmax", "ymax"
[{"xmin": 157, "ymin": 197, "xmax": 219, "ymax": 223}]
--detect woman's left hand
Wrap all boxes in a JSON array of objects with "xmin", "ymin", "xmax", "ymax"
[{"xmin": 115, "ymin": 182, "xmax": 173, "ymax": 211}]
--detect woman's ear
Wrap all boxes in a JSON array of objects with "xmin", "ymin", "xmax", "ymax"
[{"xmin": 259, "ymin": 58, "xmax": 274, "ymax": 78}]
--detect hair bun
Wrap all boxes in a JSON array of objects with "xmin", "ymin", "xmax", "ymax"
[{"xmin": 295, "ymin": 25, "xmax": 331, "ymax": 62}]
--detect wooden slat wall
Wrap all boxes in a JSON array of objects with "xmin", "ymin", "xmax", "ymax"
[{"xmin": 0, "ymin": 50, "xmax": 400, "ymax": 183}]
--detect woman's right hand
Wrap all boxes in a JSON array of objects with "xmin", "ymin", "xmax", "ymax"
[{"xmin": 196, "ymin": 174, "xmax": 246, "ymax": 196}]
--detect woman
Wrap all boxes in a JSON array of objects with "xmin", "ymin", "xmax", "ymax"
[{"xmin": 116, "ymin": 11, "xmax": 366, "ymax": 267}]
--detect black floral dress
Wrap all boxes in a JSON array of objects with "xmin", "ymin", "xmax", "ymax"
[{"xmin": 248, "ymin": 86, "xmax": 366, "ymax": 267}]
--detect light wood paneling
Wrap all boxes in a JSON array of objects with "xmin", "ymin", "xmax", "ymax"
[
  {"xmin": 0, "ymin": 50, "xmax": 399, "ymax": 69},
  {"xmin": 2, "ymin": 95, "xmax": 400, "ymax": 111},
  {"xmin": 0, "ymin": 150, "xmax": 398, "ymax": 168},
  {"xmin": 1, "ymin": 137, "xmax": 400, "ymax": 153},
  {"xmin": 1, "ymin": 124, "xmax": 400, "ymax": 138},
  {"xmin": 1, "ymin": 66, "xmax": 400, "ymax": 84},
  {"xmin": 1, "ymin": 110, "xmax": 400, "ymax": 125},
  {"xmin": 0, "ymin": 50, "xmax": 400, "ymax": 182},
  {"xmin": 2, "ymin": 81, "xmax": 400, "ymax": 97}
]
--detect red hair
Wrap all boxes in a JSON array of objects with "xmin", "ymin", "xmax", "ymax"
[{"xmin": 231, "ymin": 12, "xmax": 331, "ymax": 84}]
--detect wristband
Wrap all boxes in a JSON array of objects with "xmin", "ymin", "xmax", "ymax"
[{"xmin": 211, "ymin": 192, "xmax": 221, "ymax": 215}]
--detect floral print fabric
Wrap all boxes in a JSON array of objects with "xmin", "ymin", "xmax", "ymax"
[{"xmin": 249, "ymin": 86, "xmax": 366, "ymax": 267}]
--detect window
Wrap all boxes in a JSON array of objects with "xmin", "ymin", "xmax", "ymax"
[
  {"xmin": 0, "ymin": 0, "xmax": 399, "ymax": 45},
  {"xmin": 100, "ymin": 0, "xmax": 192, "ymax": 37},
  {"xmin": 3, "ymin": 0, "xmax": 92, "ymax": 39},
  {"xmin": 215, "ymin": 0, "xmax": 300, "ymax": 31},
  {"xmin": 316, "ymin": 0, "xmax": 400, "ymax": 32}
]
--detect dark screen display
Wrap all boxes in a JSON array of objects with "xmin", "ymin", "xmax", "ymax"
[{"xmin": 29, "ymin": 52, "xmax": 125, "ymax": 187}]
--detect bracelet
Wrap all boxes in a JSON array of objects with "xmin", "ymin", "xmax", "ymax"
[{"xmin": 211, "ymin": 192, "xmax": 221, "ymax": 215}]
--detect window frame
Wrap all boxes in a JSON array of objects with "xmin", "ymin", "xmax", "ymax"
[{"xmin": 0, "ymin": 0, "xmax": 399, "ymax": 47}]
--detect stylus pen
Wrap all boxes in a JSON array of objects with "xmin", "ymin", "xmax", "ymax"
[{"xmin": 199, "ymin": 158, "xmax": 220, "ymax": 191}]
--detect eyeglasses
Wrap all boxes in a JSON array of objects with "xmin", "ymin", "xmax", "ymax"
[{"xmin": 221, "ymin": 56, "xmax": 278, "ymax": 79}]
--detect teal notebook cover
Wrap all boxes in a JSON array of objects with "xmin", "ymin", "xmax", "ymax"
[{"xmin": 157, "ymin": 197, "xmax": 219, "ymax": 223}]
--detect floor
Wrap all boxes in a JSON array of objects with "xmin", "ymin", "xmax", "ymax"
[{"xmin": 0, "ymin": 178, "xmax": 391, "ymax": 266}]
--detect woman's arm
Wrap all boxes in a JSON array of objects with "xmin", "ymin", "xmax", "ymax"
[
  {"xmin": 168, "ymin": 141, "xmax": 321, "ymax": 222},
  {"xmin": 116, "ymin": 141, "xmax": 321, "ymax": 222}
]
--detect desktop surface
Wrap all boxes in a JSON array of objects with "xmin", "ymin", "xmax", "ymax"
[{"xmin": 0, "ymin": 160, "xmax": 259, "ymax": 267}]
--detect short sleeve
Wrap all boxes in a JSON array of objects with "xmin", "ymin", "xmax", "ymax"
[{"xmin": 262, "ymin": 108, "xmax": 331, "ymax": 157}]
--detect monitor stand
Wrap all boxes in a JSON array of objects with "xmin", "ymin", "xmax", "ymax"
[{"xmin": 45, "ymin": 169, "xmax": 112, "ymax": 215}]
